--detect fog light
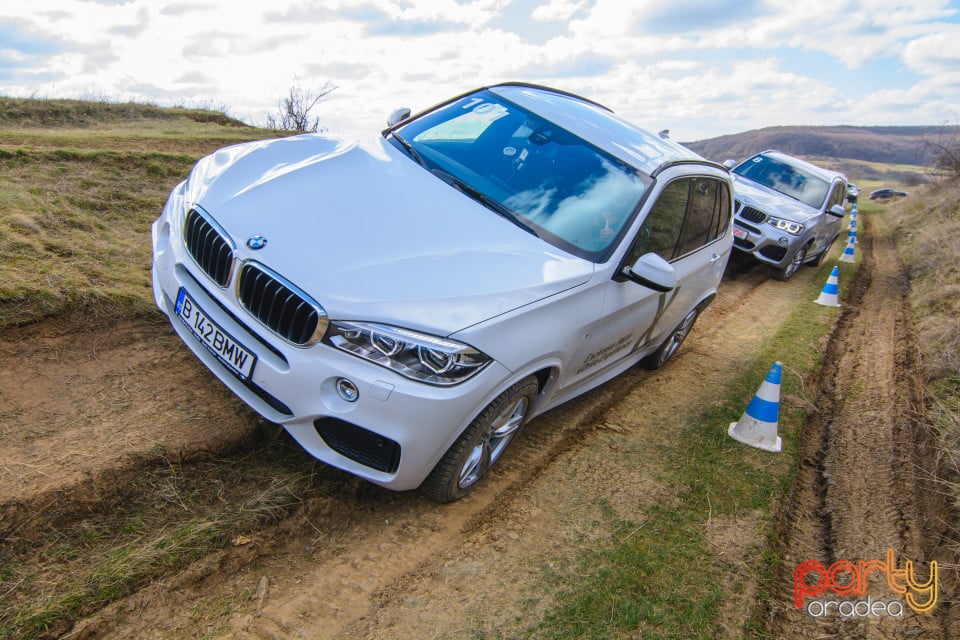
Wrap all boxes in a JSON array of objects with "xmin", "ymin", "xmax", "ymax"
[
  {"xmin": 778, "ymin": 237, "xmax": 789, "ymax": 246},
  {"xmin": 336, "ymin": 378, "xmax": 359, "ymax": 402}
]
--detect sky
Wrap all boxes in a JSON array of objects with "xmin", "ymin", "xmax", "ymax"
[{"xmin": 1, "ymin": 0, "xmax": 959, "ymax": 141}]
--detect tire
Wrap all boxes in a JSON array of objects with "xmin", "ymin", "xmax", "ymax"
[
  {"xmin": 642, "ymin": 306, "xmax": 699, "ymax": 370},
  {"xmin": 772, "ymin": 245, "xmax": 807, "ymax": 281},
  {"xmin": 809, "ymin": 237, "xmax": 836, "ymax": 267},
  {"xmin": 420, "ymin": 376, "xmax": 539, "ymax": 503}
]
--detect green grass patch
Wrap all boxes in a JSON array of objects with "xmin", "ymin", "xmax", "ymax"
[{"xmin": 523, "ymin": 239, "xmax": 860, "ymax": 639}]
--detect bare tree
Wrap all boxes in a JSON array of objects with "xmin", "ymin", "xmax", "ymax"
[
  {"xmin": 267, "ymin": 78, "xmax": 336, "ymax": 133},
  {"xmin": 922, "ymin": 122, "xmax": 960, "ymax": 180}
]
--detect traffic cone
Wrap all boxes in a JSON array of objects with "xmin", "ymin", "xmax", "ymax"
[
  {"xmin": 840, "ymin": 238, "xmax": 856, "ymax": 263},
  {"xmin": 728, "ymin": 362, "xmax": 783, "ymax": 452},
  {"xmin": 849, "ymin": 218, "xmax": 857, "ymax": 230},
  {"xmin": 814, "ymin": 266, "xmax": 841, "ymax": 307},
  {"xmin": 848, "ymin": 228, "xmax": 857, "ymax": 244}
]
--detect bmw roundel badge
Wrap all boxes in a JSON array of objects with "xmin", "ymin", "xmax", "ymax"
[{"xmin": 246, "ymin": 235, "xmax": 268, "ymax": 250}]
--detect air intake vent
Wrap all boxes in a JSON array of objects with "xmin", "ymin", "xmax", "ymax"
[
  {"xmin": 237, "ymin": 263, "xmax": 327, "ymax": 346},
  {"xmin": 183, "ymin": 208, "xmax": 234, "ymax": 288},
  {"xmin": 315, "ymin": 418, "xmax": 401, "ymax": 473}
]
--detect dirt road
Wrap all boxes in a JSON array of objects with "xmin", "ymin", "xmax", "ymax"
[{"xmin": 1, "ymin": 213, "xmax": 954, "ymax": 639}]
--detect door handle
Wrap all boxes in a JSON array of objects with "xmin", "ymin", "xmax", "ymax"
[{"xmin": 709, "ymin": 253, "xmax": 722, "ymax": 264}]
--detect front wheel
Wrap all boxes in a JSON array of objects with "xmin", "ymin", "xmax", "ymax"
[
  {"xmin": 420, "ymin": 376, "xmax": 539, "ymax": 503},
  {"xmin": 772, "ymin": 245, "xmax": 807, "ymax": 281},
  {"xmin": 642, "ymin": 307, "xmax": 699, "ymax": 370},
  {"xmin": 809, "ymin": 237, "xmax": 836, "ymax": 267}
]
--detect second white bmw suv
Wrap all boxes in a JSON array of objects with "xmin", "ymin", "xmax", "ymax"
[{"xmin": 727, "ymin": 150, "xmax": 847, "ymax": 280}]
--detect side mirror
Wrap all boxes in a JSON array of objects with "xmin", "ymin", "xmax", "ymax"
[
  {"xmin": 722, "ymin": 159, "xmax": 737, "ymax": 170},
  {"xmin": 827, "ymin": 204, "xmax": 845, "ymax": 218},
  {"xmin": 387, "ymin": 108, "xmax": 411, "ymax": 127},
  {"xmin": 622, "ymin": 252, "xmax": 676, "ymax": 292}
]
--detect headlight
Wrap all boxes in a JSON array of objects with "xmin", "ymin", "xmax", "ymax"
[
  {"xmin": 325, "ymin": 321, "xmax": 491, "ymax": 385},
  {"xmin": 767, "ymin": 217, "xmax": 804, "ymax": 236}
]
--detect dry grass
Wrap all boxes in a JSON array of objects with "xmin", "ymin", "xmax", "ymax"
[
  {"xmin": 895, "ymin": 181, "xmax": 960, "ymax": 379},
  {"xmin": 0, "ymin": 103, "xmax": 279, "ymax": 329},
  {"xmin": 893, "ymin": 179, "xmax": 960, "ymax": 528}
]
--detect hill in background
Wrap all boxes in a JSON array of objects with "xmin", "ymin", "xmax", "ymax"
[
  {"xmin": 686, "ymin": 125, "xmax": 945, "ymax": 165},
  {"xmin": 685, "ymin": 124, "xmax": 957, "ymax": 186},
  {"xmin": 0, "ymin": 96, "xmax": 249, "ymax": 129}
]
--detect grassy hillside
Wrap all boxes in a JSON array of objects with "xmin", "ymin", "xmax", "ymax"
[
  {"xmin": 893, "ymin": 180, "xmax": 960, "ymax": 528},
  {"xmin": 0, "ymin": 98, "xmax": 280, "ymax": 328},
  {"xmin": 0, "ymin": 96, "xmax": 247, "ymax": 128}
]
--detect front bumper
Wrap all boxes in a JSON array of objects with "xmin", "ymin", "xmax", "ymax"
[
  {"xmin": 151, "ymin": 215, "xmax": 511, "ymax": 492},
  {"xmin": 731, "ymin": 216, "xmax": 801, "ymax": 269}
]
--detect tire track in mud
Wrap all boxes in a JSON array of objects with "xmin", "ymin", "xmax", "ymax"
[
  {"xmin": 767, "ymin": 214, "xmax": 955, "ymax": 639},
  {"xmin": 0, "ymin": 316, "xmax": 265, "ymax": 540}
]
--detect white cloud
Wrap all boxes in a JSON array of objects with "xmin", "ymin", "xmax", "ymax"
[
  {"xmin": 903, "ymin": 24, "xmax": 960, "ymax": 74},
  {"xmin": 0, "ymin": 0, "xmax": 958, "ymax": 139},
  {"xmin": 532, "ymin": 0, "xmax": 589, "ymax": 22}
]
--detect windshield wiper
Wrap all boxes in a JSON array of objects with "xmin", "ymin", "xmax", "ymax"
[
  {"xmin": 430, "ymin": 169, "xmax": 540, "ymax": 238},
  {"xmin": 391, "ymin": 132, "xmax": 427, "ymax": 169}
]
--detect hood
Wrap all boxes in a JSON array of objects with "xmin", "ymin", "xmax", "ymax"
[
  {"xmin": 732, "ymin": 175, "xmax": 819, "ymax": 223},
  {"xmin": 183, "ymin": 134, "xmax": 594, "ymax": 336}
]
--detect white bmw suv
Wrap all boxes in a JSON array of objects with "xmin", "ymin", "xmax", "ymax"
[{"xmin": 151, "ymin": 83, "xmax": 733, "ymax": 501}]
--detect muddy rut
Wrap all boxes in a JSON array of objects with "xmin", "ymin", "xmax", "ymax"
[{"xmin": 769, "ymin": 214, "xmax": 956, "ymax": 638}]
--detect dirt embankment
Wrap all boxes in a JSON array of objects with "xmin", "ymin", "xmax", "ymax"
[{"xmin": 1, "ymin": 215, "xmax": 955, "ymax": 639}]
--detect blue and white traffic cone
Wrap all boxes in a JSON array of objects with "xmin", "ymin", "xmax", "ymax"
[
  {"xmin": 848, "ymin": 228, "xmax": 857, "ymax": 245},
  {"xmin": 814, "ymin": 266, "xmax": 841, "ymax": 307},
  {"xmin": 851, "ymin": 202, "xmax": 858, "ymax": 215},
  {"xmin": 849, "ymin": 217, "xmax": 857, "ymax": 231},
  {"xmin": 728, "ymin": 362, "xmax": 783, "ymax": 452},
  {"xmin": 840, "ymin": 238, "xmax": 856, "ymax": 263}
]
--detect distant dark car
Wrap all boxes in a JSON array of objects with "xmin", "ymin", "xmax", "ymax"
[
  {"xmin": 846, "ymin": 182, "xmax": 859, "ymax": 202},
  {"xmin": 869, "ymin": 188, "xmax": 908, "ymax": 201}
]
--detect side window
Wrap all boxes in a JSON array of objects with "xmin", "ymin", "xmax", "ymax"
[
  {"xmin": 628, "ymin": 179, "xmax": 687, "ymax": 262},
  {"xmin": 829, "ymin": 182, "xmax": 846, "ymax": 210},
  {"xmin": 628, "ymin": 176, "xmax": 729, "ymax": 265},
  {"xmin": 677, "ymin": 178, "xmax": 719, "ymax": 256},
  {"xmin": 712, "ymin": 181, "xmax": 731, "ymax": 241}
]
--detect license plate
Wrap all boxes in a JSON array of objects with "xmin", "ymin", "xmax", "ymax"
[
  {"xmin": 176, "ymin": 289, "xmax": 256, "ymax": 379},
  {"xmin": 732, "ymin": 226, "xmax": 748, "ymax": 239}
]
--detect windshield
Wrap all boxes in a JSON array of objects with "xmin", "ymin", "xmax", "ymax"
[
  {"xmin": 733, "ymin": 154, "xmax": 829, "ymax": 210},
  {"xmin": 390, "ymin": 90, "xmax": 650, "ymax": 261}
]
